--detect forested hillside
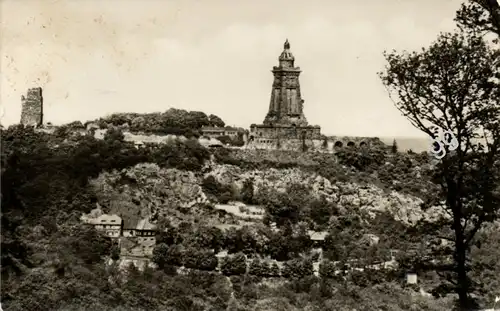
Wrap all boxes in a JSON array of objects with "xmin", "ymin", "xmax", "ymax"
[
  {"xmin": 2, "ymin": 1, "xmax": 500, "ymax": 310},
  {"xmin": 1, "ymin": 111, "xmax": 499, "ymax": 311}
]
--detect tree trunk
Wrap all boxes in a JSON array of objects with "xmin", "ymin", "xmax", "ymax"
[
  {"xmin": 455, "ymin": 232, "xmax": 470, "ymax": 310},
  {"xmin": 449, "ymin": 178, "xmax": 472, "ymax": 310}
]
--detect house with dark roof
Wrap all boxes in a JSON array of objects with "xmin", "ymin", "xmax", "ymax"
[{"xmin": 122, "ymin": 217, "xmax": 157, "ymax": 237}]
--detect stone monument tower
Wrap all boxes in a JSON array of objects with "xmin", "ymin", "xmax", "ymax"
[
  {"xmin": 20, "ymin": 87, "xmax": 43, "ymax": 127},
  {"xmin": 263, "ymin": 39, "xmax": 308, "ymax": 127},
  {"xmin": 250, "ymin": 39, "xmax": 321, "ymax": 142}
]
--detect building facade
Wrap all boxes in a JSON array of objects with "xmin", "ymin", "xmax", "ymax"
[
  {"xmin": 86, "ymin": 214, "xmax": 123, "ymax": 238},
  {"xmin": 249, "ymin": 40, "xmax": 321, "ymax": 143},
  {"xmin": 201, "ymin": 126, "xmax": 244, "ymax": 138}
]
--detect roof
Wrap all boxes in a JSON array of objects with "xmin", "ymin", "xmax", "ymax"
[
  {"xmin": 136, "ymin": 218, "xmax": 157, "ymax": 231},
  {"xmin": 122, "ymin": 217, "xmax": 139, "ymax": 230},
  {"xmin": 307, "ymin": 231, "xmax": 328, "ymax": 241},
  {"xmin": 201, "ymin": 127, "xmax": 225, "ymax": 132},
  {"xmin": 201, "ymin": 126, "xmax": 243, "ymax": 132}
]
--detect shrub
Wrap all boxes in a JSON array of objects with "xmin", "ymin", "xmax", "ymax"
[
  {"xmin": 249, "ymin": 258, "xmax": 266, "ymax": 276},
  {"xmin": 281, "ymin": 258, "xmax": 314, "ymax": 279},
  {"xmin": 319, "ymin": 260, "xmax": 337, "ymax": 279},
  {"xmin": 220, "ymin": 253, "xmax": 247, "ymax": 276},
  {"xmin": 183, "ymin": 248, "xmax": 218, "ymax": 271}
]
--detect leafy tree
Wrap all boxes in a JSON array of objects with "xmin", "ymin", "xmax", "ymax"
[
  {"xmin": 281, "ymin": 258, "xmax": 314, "ymax": 279},
  {"xmin": 104, "ymin": 126, "xmax": 125, "ymax": 142},
  {"xmin": 152, "ymin": 243, "xmax": 170, "ymax": 269},
  {"xmin": 110, "ymin": 244, "xmax": 121, "ymax": 261},
  {"xmin": 308, "ymin": 197, "xmax": 337, "ymax": 228},
  {"xmin": 391, "ymin": 139, "xmax": 398, "ymax": 153},
  {"xmin": 208, "ymin": 114, "xmax": 225, "ymax": 127},
  {"xmin": 240, "ymin": 178, "xmax": 254, "ymax": 204},
  {"xmin": 220, "ymin": 253, "xmax": 247, "ymax": 276},
  {"xmin": 248, "ymin": 258, "xmax": 265, "ymax": 276},
  {"xmin": 379, "ymin": 29, "xmax": 500, "ymax": 310},
  {"xmin": 189, "ymin": 226, "xmax": 224, "ymax": 253},
  {"xmin": 165, "ymin": 244, "xmax": 185, "ymax": 266},
  {"xmin": 319, "ymin": 260, "xmax": 338, "ymax": 279},
  {"xmin": 183, "ymin": 248, "xmax": 218, "ymax": 271},
  {"xmin": 455, "ymin": 0, "xmax": 500, "ymax": 39}
]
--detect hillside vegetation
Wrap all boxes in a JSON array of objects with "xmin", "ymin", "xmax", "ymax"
[{"xmin": 2, "ymin": 110, "xmax": 499, "ymax": 311}]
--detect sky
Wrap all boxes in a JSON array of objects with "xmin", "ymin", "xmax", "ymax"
[{"xmin": 0, "ymin": 0, "xmax": 463, "ymax": 137}]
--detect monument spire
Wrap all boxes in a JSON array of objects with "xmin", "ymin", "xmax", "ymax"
[
  {"xmin": 249, "ymin": 39, "xmax": 322, "ymax": 146},
  {"xmin": 263, "ymin": 39, "xmax": 307, "ymax": 126}
]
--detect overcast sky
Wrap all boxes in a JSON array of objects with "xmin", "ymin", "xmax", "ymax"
[{"xmin": 0, "ymin": 0, "xmax": 462, "ymax": 137}]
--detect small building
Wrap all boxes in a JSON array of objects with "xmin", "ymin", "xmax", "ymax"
[
  {"xmin": 122, "ymin": 217, "xmax": 157, "ymax": 237},
  {"xmin": 86, "ymin": 214, "xmax": 122, "ymax": 238},
  {"xmin": 136, "ymin": 218, "xmax": 157, "ymax": 237},
  {"xmin": 308, "ymin": 230, "xmax": 328, "ymax": 247},
  {"xmin": 407, "ymin": 272, "xmax": 418, "ymax": 284},
  {"xmin": 201, "ymin": 126, "xmax": 243, "ymax": 138},
  {"xmin": 122, "ymin": 218, "xmax": 140, "ymax": 237}
]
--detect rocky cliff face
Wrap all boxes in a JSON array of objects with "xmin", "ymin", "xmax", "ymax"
[
  {"xmin": 90, "ymin": 159, "xmax": 446, "ymax": 227},
  {"xmin": 206, "ymin": 163, "xmax": 447, "ymax": 225},
  {"xmin": 90, "ymin": 163, "xmax": 209, "ymax": 224}
]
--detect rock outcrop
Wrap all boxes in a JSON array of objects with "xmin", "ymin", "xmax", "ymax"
[{"xmin": 206, "ymin": 164, "xmax": 447, "ymax": 225}]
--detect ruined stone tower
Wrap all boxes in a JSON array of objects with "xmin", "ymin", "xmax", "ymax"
[
  {"xmin": 250, "ymin": 40, "xmax": 321, "ymax": 142},
  {"xmin": 20, "ymin": 87, "xmax": 43, "ymax": 127}
]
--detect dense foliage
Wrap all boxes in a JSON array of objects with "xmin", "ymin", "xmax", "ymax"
[{"xmin": 89, "ymin": 108, "xmax": 226, "ymax": 137}]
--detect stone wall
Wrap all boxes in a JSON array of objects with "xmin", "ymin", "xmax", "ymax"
[
  {"xmin": 249, "ymin": 124, "xmax": 322, "ymax": 140},
  {"xmin": 245, "ymin": 136, "xmax": 385, "ymax": 152},
  {"xmin": 20, "ymin": 87, "xmax": 43, "ymax": 126}
]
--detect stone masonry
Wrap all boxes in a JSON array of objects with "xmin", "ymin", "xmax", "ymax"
[
  {"xmin": 246, "ymin": 40, "xmax": 386, "ymax": 152},
  {"xmin": 249, "ymin": 40, "xmax": 321, "ymax": 144},
  {"xmin": 20, "ymin": 87, "xmax": 43, "ymax": 127}
]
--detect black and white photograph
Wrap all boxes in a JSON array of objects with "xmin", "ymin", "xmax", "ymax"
[{"xmin": 1, "ymin": 0, "xmax": 499, "ymax": 310}]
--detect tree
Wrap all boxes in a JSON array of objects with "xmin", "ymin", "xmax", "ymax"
[
  {"xmin": 104, "ymin": 126, "xmax": 125, "ymax": 142},
  {"xmin": 240, "ymin": 178, "xmax": 254, "ymax": 204},
  {"xmin": 220, "ymin": 253, "xmax": 247, "ymax": 276},
  {"xmin": 281, "ymin": 258, "xmax": 314, "ymax": 279},
  {"xmin": 455, "ymin": 0, "xmax": 500, "ymax": 39},
  {"xmin": 391, "ymin": 139, "xmax": 398, "ymax": 154},
  {"xmin": 379, "ymin": 30, "xmax": 500, "ymax": 310},
  {"xmin": 208, "ymin": 114, "xmax": 225, "ymax": 127},
  {"xmin": 248, "ymin": 258, "xmax": 265, "ymax": 276}
]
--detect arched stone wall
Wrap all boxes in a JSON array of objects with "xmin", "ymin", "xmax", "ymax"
[{"xmin": 244, "ymin": 135, "xmax": 386, "ymax": 152}]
